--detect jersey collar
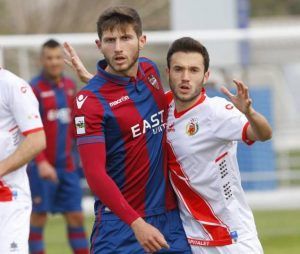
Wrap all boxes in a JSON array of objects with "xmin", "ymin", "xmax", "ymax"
[
  {"xmin": 174, "ymin": 88, "xmax": 206, "ymax": 118},
  {"xmin": 97, "ymin": 59, "xmax": 145, "ymax": 85},
  {"xmin": 40, "ymin": 71, "xmax": 65, "ymax": 88}
]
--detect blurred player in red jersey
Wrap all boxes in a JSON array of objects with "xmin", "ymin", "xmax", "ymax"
[
  {"xmin": 0, "ymin": 68, "xmax": 46, "ymax": 254},
  {"xmin": 66, "ymin": 6, "xmax": 192, "ymax": 254},
  {"xmin": 27, "ymin": 39, "xmax": 89, "ymax": 254}
]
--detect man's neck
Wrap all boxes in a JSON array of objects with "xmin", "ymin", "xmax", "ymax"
[
  {"xmin": 174, "ymin": 93, "xmax": 203, "ymax": 113},
  {"xmin": 43, "ymin": 72, "xmax": 61, "ymax": 85}
]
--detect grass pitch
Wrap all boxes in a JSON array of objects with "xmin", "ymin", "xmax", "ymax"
[{"xmin": 44, "ymin": 210, "xmax": 300, "ymax": 254}]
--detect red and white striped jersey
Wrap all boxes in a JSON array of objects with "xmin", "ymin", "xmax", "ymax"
[
  {"xmin": 166, "ymin": 90, "xmax": 258, "ymax": 247},
  {"xmin": 0, "ymin": 68, "xmax": 43, "ymax": 202}
]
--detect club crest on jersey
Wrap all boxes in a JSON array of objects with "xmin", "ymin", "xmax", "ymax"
[
  {"xmin": 147, "ymin": 74, "xmax": 159, "ymax": 89},
  {"xmin": 167, "ymin": 122, "xmax": 175, "ymax": 132},
  {"xmin": 186, "ymin": 118, "xmax": 199, "ymax": 136},
  {"xmin": 75, "ymin": 116, "xmax": 86, "ymax": 135}
]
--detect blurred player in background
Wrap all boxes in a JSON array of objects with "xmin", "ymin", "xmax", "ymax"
[
  {"xmin": 165, "ymin": 37, "xmax": 272, "ymax": 253},
  {"xmin": 69, "ymin": 6, "xmax": 191, "ymax": 254},
  {"xmin": 0, "ymin": 68, "xmax": 45, "ymax": 254},
  {"xmin": 27, "ymin": 39, "xmax": 89, "ymax": 254}
]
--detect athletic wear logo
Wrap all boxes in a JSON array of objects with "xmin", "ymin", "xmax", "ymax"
[
  {"xmin": 131, "ymin": 110, "xmax": 166, "ymax": 138},
  {"xmin": 75, "ymin": 116, "xmax": 86, "ymax": 135},
  {"xmin": 109, "ymin": 95, "xmax": 130, "ymax": 107},
  {"xmin": 167, "ymin": 122, "xmax": 175, "ymax": 132},
  {"xmin": 225, "ymin": 104, "xmax": 234, "ymax": 110},
  {"xmin": 186, "ymin": 118, "xmax": 199, "ymax": 136},
  {"xmin": 20, "ymin": 86, "xmax": 27, "ymax": 93},
  {"xmin": 148, "ymin": 74, "xmax": 159, "ymax": 89},
  {"xmin": 76, "ymin": 95, "xmax": 88, "ymax": 109},
  {"xmin": 10, "ymin": 241, "xmax": 18, "ymax": 252}
]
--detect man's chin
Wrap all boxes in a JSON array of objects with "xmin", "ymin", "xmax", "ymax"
[{"xmin": 175, "ymin": 94, "xmax": 194, "ymax": 102}]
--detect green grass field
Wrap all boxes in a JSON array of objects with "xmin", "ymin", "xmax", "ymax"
[{"xmin": 45, "ymin": 210, "xmax": 300, "ymax": 254}]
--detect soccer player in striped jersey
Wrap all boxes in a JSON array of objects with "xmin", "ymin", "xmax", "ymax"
[
  {"xmin": 27, "ymin": 39, "xmax": 89, "ymax": 254},
  {"xmin": 0, "ymin": 68, "xmax": 45, "ymax": 254},
  {"xmin": 65, "ymin": 35, "xmax": 272, "ymax": 253},
  {"xmin": 70, "ymin": 6, "xmax": 191, "ymax": 254},
  {"xmin": 165, "ymin": 37, "xmax": 272, "ymax": 253}
]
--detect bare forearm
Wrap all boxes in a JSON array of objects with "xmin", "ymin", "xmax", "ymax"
[
  {"xmin": 245, "ymin": 108, "xmax": 272, "ymax": 141},
  {"xmin": 0, "ymin": 130, "xmax": 46, "ymax": 177}
]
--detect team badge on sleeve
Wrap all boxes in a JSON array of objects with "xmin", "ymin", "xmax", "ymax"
[
  {"xmin": 186, "ymin": 118, "xmax": 199, "ymax": 136},
  {"xmin": 147, "ymin": 74, "xmax": 159, "ymax": 89},
  {"xmin": 75, "ymin": 116, "xmax": 86, "ymax": 135}
]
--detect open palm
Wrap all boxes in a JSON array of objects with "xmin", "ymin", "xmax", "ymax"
[{"xmin": 220, "ymin": 79, "xmax": 252, "ymax": 114}]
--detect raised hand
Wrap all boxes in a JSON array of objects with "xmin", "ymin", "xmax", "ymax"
[
  {"xmin": 63, "ymin": 42, "xmax": 93, "ymax": 83},
  {"xmin": 220, "ymin": 79, "xmax": 253, "ymax": 115}
]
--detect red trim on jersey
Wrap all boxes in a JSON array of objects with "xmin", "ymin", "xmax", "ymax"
[
  {"xmin": 165, "ymin": 91, "xmax": 174, "ymax": 105},
  {"xmin": 242, "ymin": 122, "xmax": 255, "ymax": 146},
  {"xmin": 188, "ymin": 237, "xmax": 233, "ymax": 247},
  {"xmin": 0, "ymin": 180, "xmax": 13, "ymax": 202},
  {"xmin": 9, "ymin": 125, "xmax": 18, "ymax": 132},
  {"xmin": 174, "ymin": 88, "xmax": 206, "ymax": 119},
  {"xmin": 215, "ymin": 152, "xmax": 228, "ymax": 162},
  {"xmin": 22, "ymin": 127, "xmax": 44, "ymax": 136},
  {"xmin": 167, "ymin": 142, "xmax": 233, "ymax": 246}
]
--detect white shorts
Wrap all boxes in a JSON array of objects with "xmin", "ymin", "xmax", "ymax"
[
  {"xmin": 191, "ymin": 237, "xmax": 264, "ymax": 254},
  {"xmin": 0, "ymin": 200, "xmax": 32, "ymax": 254}
]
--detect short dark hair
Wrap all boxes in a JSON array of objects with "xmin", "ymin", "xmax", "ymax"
[
  {"xmin": 97, "ymin": 6, "xmax": 142, "ymax": 39},
  {"xmin": 167, "ymin": 37, "xmax": 210, "ymax": 72},
  {"xmin": 42, "ymin": 39, "xmax": 61, "ymax": 49}
]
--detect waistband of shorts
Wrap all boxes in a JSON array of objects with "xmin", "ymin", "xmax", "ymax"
[{"xmin": 95, "ymin": 205, "xmax": 178, "ymax": 221}]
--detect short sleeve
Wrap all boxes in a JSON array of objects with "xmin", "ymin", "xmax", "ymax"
[
  {"xmin": 211, "ymin": 98, "xmax": 250, "ymax": 143},
  {"xmin": 72, "ymin": 90, "xmax": 105, "ymax": 145},
  {"xmin": 8, "ymin": 79, "xmax": 43, "ymax": 135}
]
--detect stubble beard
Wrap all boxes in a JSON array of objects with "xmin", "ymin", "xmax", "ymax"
[
  {"xmin": 170, "ymin": 76, "xmax": 204, "ymax": 104},
  {"xmin": 104, "ymin": 48, "xmax": 139, "ymax": 76}
]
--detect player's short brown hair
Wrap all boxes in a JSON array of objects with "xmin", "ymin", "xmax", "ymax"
[
  {"xmin": 97, "ymin": 6, "xmax": 142, "ymax": 39},
  {"xmin": 167, "ymin": 37, "xmax": 210, "ymax": 72}
]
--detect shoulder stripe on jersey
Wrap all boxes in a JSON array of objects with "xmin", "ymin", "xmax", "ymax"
[
  {"xmin": 22, "ymin": 127, "xmax": 44, "ymax": 136},
  {"xmin": 77, "ymin": 136, "xmax": 104, "ymax": 145}
]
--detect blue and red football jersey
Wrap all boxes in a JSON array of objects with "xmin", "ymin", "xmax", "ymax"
[
  {"xmin": 30, "ymin": 73, "xmax": 76, "ymax": 171},
  {"xmin": 73, "ymin": 58, "xmax": 177, "ymax": 218}
]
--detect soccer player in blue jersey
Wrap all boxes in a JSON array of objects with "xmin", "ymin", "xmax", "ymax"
[
  {"xmin": 69, "ymin": 6, "xmax": 191, "ymax": 254},
  {"xmin": 28, "ymin": 40, "xmax": 89, "ymax": 254}
]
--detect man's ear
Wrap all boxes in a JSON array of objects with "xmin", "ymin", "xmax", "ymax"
[
  {"xmin": 203, "ymin": 70, "xmax": 210, "ymax": 84},
  {"xmin": 95, "ymin": 39, "xmax": 101, "ymax": 50},
  {"xmin": 138, "ymin": 35, "xmax": 147, "ymax": 50}
]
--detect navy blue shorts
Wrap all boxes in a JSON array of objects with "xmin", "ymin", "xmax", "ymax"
[
  {"xmin": 90, "ymin": 208, "xmax": 192, "ymax": 254},
  {"xmin": 28, "ymin": 164, "xmax": 82, "ymax": 213}
]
